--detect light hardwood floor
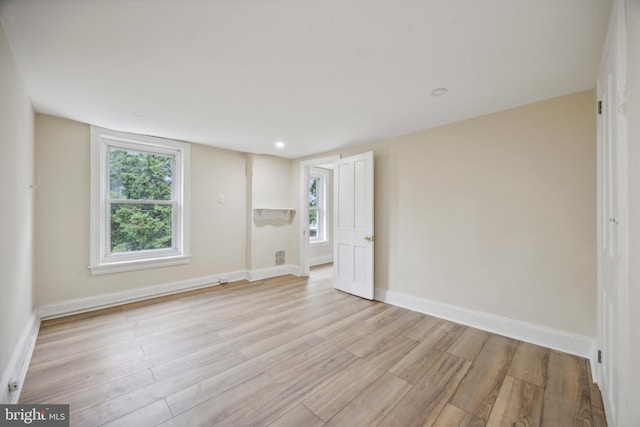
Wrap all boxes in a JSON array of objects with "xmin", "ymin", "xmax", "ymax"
[{"xmin": 21, "ymin": 264, "xmax": 606, "ymax": 426}]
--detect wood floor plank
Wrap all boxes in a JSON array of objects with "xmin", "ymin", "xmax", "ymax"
[
  {"xmin": 541, "ymin": 350, "xmax": 593, "ymax": 427},
  {"xmin": 157, "ymin": 374, "xmax": 274, "ymax": 427},
  {"xmin": 447, "ymin": 327, "xmax": 492, "ymax": 362},
  {"xmin": 586, "ymin": 361, "xmax": 605, "ymax": 410},
  {"xmin": 485, "ymin": 375, "xmax": 543, "ymax": 427},
  {"xmin": 70, "ymin": 358, "xmax": 242, "ymax": 427},
  {"xmin": 401, "ymin": 314, "xmax": 443, "ymax": 341},
  {"xmin": 264, "ymin": 286, "xmax": 346, "ymax": 314},
  {"xmin": 450, "ymin": 335, "xmax": 518, "ymax": 420},
  {"xmin": 303, "ymin": 335, "xmax": 417, "ymax": 421},
  {"xmin": 29, "ymin": 330, "xmax": 137, "ymax": 364},
  {"xmin": 217, "ymin": 312, "xmax": 291, "ymax": 339},
  {"xmin": 429, "ymin": 320, "xmax": 468, "ymax": 351},
  {"xmin": 313, "ymin": 302, "xmax": 390, "ymax": 340},
  {"xmin": 588, "ymin": 363, "xmax": 608, "ymax": 427},
  {"xmin": 378, "ymin": 352, "xmax": 471, "ymax": 427},
  {"xmin": 214, "ymin": 350, "xmax": 359, "ymax": 426},
  {"xmin": 432, "ymin": 404, "xmax": 486, "ymax": 427},
  {"xmin": 150, "ymin": 347, "xmax": 246, "ymax": 381},
  {"xmin": 324, "ymin": 372, "xmax": 413, "ymax": 427},
  {"xmin": 164, "ymin": 333, "xmax": 324, "ymax": 415},
  {"xmin": 122, "ymin": 300, "xmax": 190, "ymax": 322},
  {"xmin": 389, "ymin": 321, "xmax": 466, "ymax": 384},
  {"xmin": 128, "ymin": 310, "xmax": 205, "ymax": 338},
  {"xmin": 22, "ymin": 344, "xmax": 146, "ymax": 392},
  {"xmin": 61, "ymin": 369, "xmax": 157, "ymax": 414},
  {"xmin": 309, "ymin": 307, "xmax": 412, "ymax": 357},
  {"xmin": 238, "ymin": 309, "xmax": 348, "ymax": 359},
  {"xmin": 39, "ymin": 305, "xmax": 124, "ymax": 328},
  {"xmin": 266, "ymin": 335, "xmax": 359, "ymax": 386},
  {"xmin": 592, "ymin": 406, "xmax": 607, "ymax": 427},
  {"xmin": 345, "ymin": 310, "xmax": 424, "ymax": 358},
  {"xmin": 19, "ymin": 265, "xmax": 605, "ymax": 427},
  {"xmin": 507, "ymin": 341, "xmax": 550, "ymax": 387},
  {"xmin": 36, "ymin": 316, "xmax": 132, "ymax": 345},
  {"xmin": 25, "ymin": 338, "xmax": 139, "ymax": 373},
  {"xmin": 101, "ymin": 399, "xmax": 173, "ymax": 427},
  {"xmin": 21, "ymin": 357, "xmax": 154, "ymax": 405},
  {"xmin": 363, "ymin": 304, "xmax": 408, "ymax": 327},
  {"xmin": 267, "ymin": 404, "xmax": 324, "ymax": 427}
]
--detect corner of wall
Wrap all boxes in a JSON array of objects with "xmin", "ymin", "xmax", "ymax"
[{"xmin": 0, "ymin": 19, "xmax": 37, "ymax": 405}]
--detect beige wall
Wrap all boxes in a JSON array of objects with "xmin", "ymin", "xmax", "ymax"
[
  {"xmin": 32, "ymin": 91, "xmax": 598, "ymax": 339},
  {"xmin": 0, "ymin": 24, "xmax": 35, "ymax": 389},
  {"xmin": 295, "ymin": 90, "xmax": 597, "ymax": 337},
  {"xmin": 35, "ymin": 115, "xmax": 247, "ymax": 306},
  {"xmin": 247, "ymin": 154, "xmax": 296, "ymax": 269}
]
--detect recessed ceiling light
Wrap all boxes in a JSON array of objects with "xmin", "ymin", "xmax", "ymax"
[
  {"xmin": 275, "ymin": 141, "xmax": 285, "ymax": 149},
  {"xmin": 430, "ymin": 88, "xmax": 448, "ymax": 97}
]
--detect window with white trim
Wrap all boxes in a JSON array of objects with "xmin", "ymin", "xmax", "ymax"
[
  {"xmin": 90, "ymin": 126, "xmax": 190, "ymax": 275},
  {"xmin": 309, "ymin": 167, "xmax": 328, "ymax": 243}
]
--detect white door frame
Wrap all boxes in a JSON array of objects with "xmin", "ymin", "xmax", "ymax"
[{"xmin": 299, "ymin": 155, "xmax": 341, "ymax": 277}]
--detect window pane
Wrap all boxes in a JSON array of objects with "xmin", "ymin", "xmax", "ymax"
[
  {"xmin": 110, "ymin": 203, "xmax": 173, "ymax": 252},
  {"xmin": 110, "ymin": 149, "xmax": 173, "ymax": 200},
  {"xmin": 309, "ymin": 208, "xmax": 318, "ymax": 238},
  {"xmin": 309, "ymin": 178, "xmax": 317, "ymax": 207}
]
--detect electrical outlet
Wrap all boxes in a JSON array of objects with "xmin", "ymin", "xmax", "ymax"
[{"xmin": 8, "ymin": 381, "xmax": 18, "ymax": 393}]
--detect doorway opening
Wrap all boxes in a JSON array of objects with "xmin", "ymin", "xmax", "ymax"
[{"xmin": 299, "ymin": 155, "xmax": 340, "ymax": 277}]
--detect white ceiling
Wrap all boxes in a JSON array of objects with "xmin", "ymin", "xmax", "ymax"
[{"xmin": 0, "ymin": 0, "xmax": 611, "ymax": 159}]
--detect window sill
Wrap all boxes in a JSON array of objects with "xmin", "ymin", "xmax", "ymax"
[
  {"xmin": 89, "ymin": 255, "xmax": 191, "ymax": 275},
  {"xmin": 310, "ymin": 240, "xmax": 330, "ymax": 247}
]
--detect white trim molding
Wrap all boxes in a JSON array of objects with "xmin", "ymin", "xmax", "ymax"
[
  {"xmin": 38, "ymin": 270, "xmax": 246, "ymax": 320},
  {"xmin": 89, "ymin": 255, "xmax": 191, "ymax": 276},
  {"xmin": 299, "ymin": 155, "xmax": 341, "ymax": 277},
  {"xmin": 375, "ymin": 288, "xmax": 594, "ymax": 359},
  {"xmin": 0, "ymin": 310, "xmax": 40, "ymax": 404},
  {"xmin": 89, "ymin": 126, "xmax": 191, "ymax": 275},
  {"xmin": 38, "ymin": 266, "xmax": 303, "ymax": 320}
]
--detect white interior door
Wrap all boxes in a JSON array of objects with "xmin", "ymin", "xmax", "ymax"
[
  {"xmin": 597, "ymin": 17, "xmax": 622, "ymax": 423},
  {"xmin": 333, "ymin": 151, "xmax": 374, "ymax": 299}
]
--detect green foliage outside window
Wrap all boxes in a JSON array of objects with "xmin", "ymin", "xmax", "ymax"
[
  {"xmin": 309, "ymin": 177, "xmax": 318, "ymax": 238},
  {"xmin": 109, "ymin": 149, "xmax": 174, "ymax": 253}
]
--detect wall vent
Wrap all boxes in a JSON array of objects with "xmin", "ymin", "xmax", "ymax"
[{"xmin": 275, "ymin": 250, "xmax": 285, "ymax": 266}]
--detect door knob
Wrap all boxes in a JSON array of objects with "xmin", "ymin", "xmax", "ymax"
[{"xmin": 364, "ymin": 235, "xmax": 375, "ymax": 242}]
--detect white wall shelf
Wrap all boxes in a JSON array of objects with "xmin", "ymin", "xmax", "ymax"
[{"xmin": 253, "ymin": 208, "xmax": 294, "ymax": 221}]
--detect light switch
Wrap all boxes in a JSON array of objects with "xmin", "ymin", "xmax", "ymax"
[{"xmin": 218, "ymin": 194, "xmax": 224, "ymax": 204}]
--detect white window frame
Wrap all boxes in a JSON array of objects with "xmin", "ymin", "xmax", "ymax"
[
  {"xmin": 309, "ymin": 167, "xmax": 329, "ymax": 245},
  {"xmin": 89, "ymin": 126, "xmax": 190, "ymax": 275}
]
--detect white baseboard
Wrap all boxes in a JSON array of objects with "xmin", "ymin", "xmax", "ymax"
[
  {"xmin": 38, "ymin": 269, "xmax": 247, "ymax": 320},
  {"xmin": 375, "ymin": 288, "xmax": 595, "ymax": 359},
  {"xmin": 309, "ymin": 254, "xmax": 333, "ymax": 267},
  {"xmin": 38, "ymin": 266, "xmax": 303, "ymax": 320},
  {"xmin": 247, "ymin": 264, "xmax": 301, "ymax": 281},
  {"xmin": 0, "ymin": 309, "xmax": 40, "ymax": 404}
]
